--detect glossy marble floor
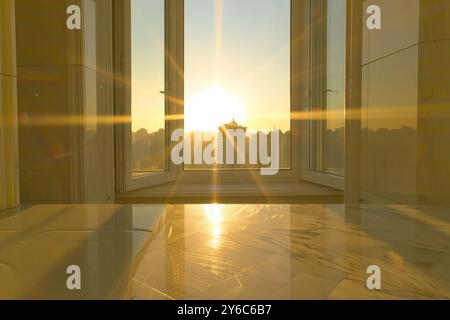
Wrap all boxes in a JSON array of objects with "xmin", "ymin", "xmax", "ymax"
[{"xmin": 0, "ymin": 203, "xmax": 449, "ymax": 299}]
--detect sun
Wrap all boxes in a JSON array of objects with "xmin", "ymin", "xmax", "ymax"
[{"xmin": 185, "ymin": 85, "xmax": 246, "ymax": 132}]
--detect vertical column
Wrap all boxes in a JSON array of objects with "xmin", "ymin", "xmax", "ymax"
[
  {"xmin": 16, "ymin": 0, "xmax": 82, "ymax": 203},
  {"xmin": 0, "ymin": 0, "xmax": 19, "ymax": 211},
  {"xmin": 344, "ymin": 0, "xmax": 363, "ymax": 206},
  {"xmin": 416, "ymin": 0, "xmax": 450, "ymax": 206},
  {"xmin": 352, "ymin": 0, "xmax": 449, "ymax": 206},
  {"xmin": 15, "ymin": 0, "xmax": 114, "ymax": 204},
  {"xmin": 358, "ymin": 0, "xmax": 420, "ymax": 204},
  {"xmin": 81, "ymin": 0, "xmax": 115, "ymax": 203}
]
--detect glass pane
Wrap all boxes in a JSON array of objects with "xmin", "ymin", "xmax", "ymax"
[
  {"xmin": 185, "ymin": 0, "xmax": 291, "ymax": 170},
  {"xmin": 131, "ymin": 0, "xmax": 166, "ymax": 172},
  {"xmin": 309, "ymin": 0, "xmax": 346, "ymax": 176}
]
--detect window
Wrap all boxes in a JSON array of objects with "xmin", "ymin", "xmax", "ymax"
[
  {"xmin": 309, "ymin": 0, "xmax": 346, "ymax": 177},
  {"xmin": 299, "ymin": 0, "xmax": 346, "ymax": 190},
  {"xmin": 131, "ymin": 0, "xmax": 166, "ymax": 173},
  {"xmin": 114, "ymin": 0, "xmax": 181, "ymax": 192},
  {"xmin": 184, "ymin": 0, "xmax": 291, "ymax": 171},
  {"xmin": 115, "ymin": 0, "xmax": 344, "ymax": 191}
]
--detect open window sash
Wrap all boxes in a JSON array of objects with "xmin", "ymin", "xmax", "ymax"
[{"xmin": 115, "ymin": 0, "xmax": 183, "ymax": 192}]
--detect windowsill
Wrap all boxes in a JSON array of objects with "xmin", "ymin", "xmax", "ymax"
[{"xmin": 115, "ymin": 181, "xmax": 343, "ymax": 204}]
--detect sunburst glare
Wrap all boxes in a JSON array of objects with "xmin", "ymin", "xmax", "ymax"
[{"xmin": 185, "ymin": 85, "xmax": 247, "ymax": 132}]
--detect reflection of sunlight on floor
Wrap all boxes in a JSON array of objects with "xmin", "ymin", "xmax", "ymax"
[
  {"xmin": 2, "ymin": 204, "xmax": 450, "ymax": 299},
  {"xmin": 203, "ymin": 204, "xmax": 223, "ymax": 249}
]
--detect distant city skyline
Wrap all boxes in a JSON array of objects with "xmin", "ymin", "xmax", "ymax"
[{"xmin": 131, "ymin": 123, "xmax": 292, "ymax": 172}]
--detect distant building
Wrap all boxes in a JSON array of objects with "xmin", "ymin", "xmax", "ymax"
[{"xmin": 219, "ymin": 119, "xmax": 247, "ymax": 167}]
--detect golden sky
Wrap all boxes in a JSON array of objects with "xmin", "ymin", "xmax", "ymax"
[{"xmin": 131, "ymin": 0, "xmax": 291, "ymax": 133}]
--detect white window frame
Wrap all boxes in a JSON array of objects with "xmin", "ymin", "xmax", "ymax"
[
  {"xmin": 298, "ymin": 0, "xmax": 345, "ymax": 191},
  {"xmin": 113, "ymin": 0, "xmax": 183, "ymax": 192}
]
